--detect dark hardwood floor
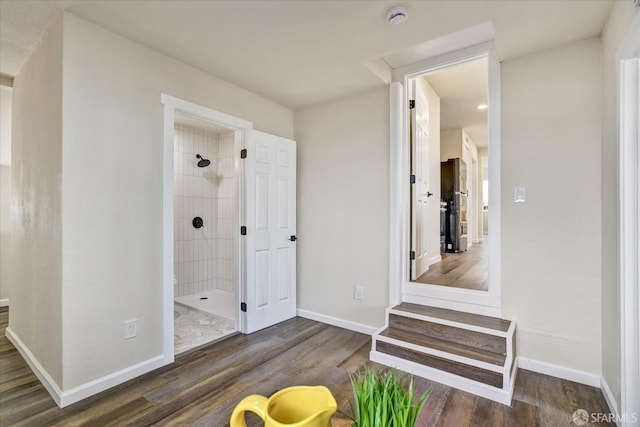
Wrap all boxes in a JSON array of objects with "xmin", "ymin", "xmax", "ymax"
[
  {"xmin": 415, "ymin": 237, "xmax": 488, "ymax": 291},
  {"xmin": 0, "ymin": 306, "xmax": 613, "ymax": 426}
]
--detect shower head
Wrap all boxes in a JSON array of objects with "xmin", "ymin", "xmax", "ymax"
[{"xmin": 196, "ymin": 154, "xmax": 210, "ymax": 168}]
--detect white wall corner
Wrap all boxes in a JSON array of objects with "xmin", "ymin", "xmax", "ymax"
[
  {"xmin": 297, "ymin": 309, "xmax": 378, "ymax": 335},
  {"xmin": 6, "ymin": 326, "xmax": 168, "ymax": 408},
  {"xmin": 600, "ymin": 376, "xmax": 620, "ymax": 426},
  {"xmin": 516, "ymin": 356, "xmax": 601, "ymax": 387},
  {"xmin": 0, "ymin": 299, "xmax": 9, "ymax": 307},
  {"xmin": 5, "ymin": 327, "xmax": 63, "ymax": 407}
]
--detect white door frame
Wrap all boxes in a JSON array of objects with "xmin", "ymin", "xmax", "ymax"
[
  {"xmin": 619, "ymin": 43, "xmax": 640, "ymax": 424},
  {"xmin": 160, "ymin": 94, "xmax": 252, "ymax": 363},
  {"xmin": 388, "ymin": 41, "xmax": 501, "ymax": 315}
]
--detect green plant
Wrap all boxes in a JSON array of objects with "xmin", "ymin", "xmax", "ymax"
[{"xmin": 348, "ymin": 367, "xmax": 431, "ymax": 427}]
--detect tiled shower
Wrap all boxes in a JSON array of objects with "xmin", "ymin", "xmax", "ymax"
[{"xmin": 173, "ymin": 122, "xmax": 238, "ymax": 324}]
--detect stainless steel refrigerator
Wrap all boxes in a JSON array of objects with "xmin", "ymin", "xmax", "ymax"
[{"xmin": 441, "ymin": 158, "xmax": 468, "ymax": 253}]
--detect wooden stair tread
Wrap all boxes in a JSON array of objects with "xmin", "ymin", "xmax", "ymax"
[
  {"xmin": 394, "ymin": 302, "xmax": 511, "ymax": 332},
  {"xmin": 378, "ymin": 327, "xmax": 506, "ymax": 366}
]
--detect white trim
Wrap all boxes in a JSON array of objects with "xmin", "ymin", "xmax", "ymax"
[
  {"xmin": 60, "ymin": 355, "xmax": 164, "ymax": 408},
  {"xmin": 402, "ymin": 291, "xmax": 501, "ymax": 317},
  {"xmin": 370, "ymin": 350, "xmax": 514, "ymax": 406},
  {"xmin": 516, "ymin": 356, "xmax": 601, "ymax": 388},
  {"xmin": 6, "ymin": 327, "xmax": 166, "ymax": 408},
  {"xmin": 373, "ymin": 334, "xmax": 505, "ymax": 373},
  {"xmin": 388, "ymin": 307, "xmax": 509, "ymax": 337},
  {"xmin": 389, "ymin": 42, "xmax": 502, "ymax": 313},
  {"xmin": 0, "ymin": 298, "xmax": 8, "ymax": 307},
  {"xmin": 5, "ymin": 327, "xmax": 64, "ymax": 407},
  {"xmin": 161, "ymin": 94, "xmax": 253, "ymax": 358},
  {"xmin": 619, "ymin": 56, "xmax": 640, "ymax": 425},
  {"xmin": 296, "ymin": 309, "xmax": 378, "ymax": 335},
  {"xmin": 601, "ymin": 376, "xmax": 620, "ymax": 426},
  {"xmin": 389, "ymin": 82, "xmax": 404, "ymax": 307},
  {"xmin": 392, "ymin": 41, "xmax": 495, "ymax": 82},
  {"xmin": 427, "ymin": 255, "xmax": 442, "ymax": 266}
]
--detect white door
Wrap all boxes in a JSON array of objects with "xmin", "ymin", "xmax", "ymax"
[
  {"xmin": 410, "ymin": 79, "xmax": 431, "ymax": 280},
  {"xmin": 244, "ymin": 129, "xmax": 297, "ymax": 334}
]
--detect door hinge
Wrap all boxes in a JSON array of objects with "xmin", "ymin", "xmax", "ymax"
[
  {"xmin": 241, "ymin": 302, "xmax": 247, "ymax": 312},
  {"xmin": 409, "ymin": 251, "xmax": 416, "ymax": 260},
  {"xmin": 240, "ymin": 149, "xmax": 247, "ymax": 159},
  {"xmin": 240, "ymin": 226, "xmax": 247, "ymax": 236},
  {"xmin": 410, "ymin": 174, "xmax": 416, "ymax": 184},
  {"xmin": 409, "ymin": 99, "xmax": 415, "ymax": 109}
]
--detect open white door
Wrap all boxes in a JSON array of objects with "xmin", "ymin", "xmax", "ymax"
[
  {"xmin": 410, "ymin": 79, "xmax": 431, "ymax": 280},
  {"xmin": 243, "ymin": 129, "xmax": 297, "ymax": 334}
]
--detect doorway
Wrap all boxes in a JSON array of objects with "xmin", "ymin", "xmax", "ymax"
[
  {"xmin": 172, "ymin": 113, "xmax": 240, "ymax": 354},
  {"xmin": 409, "ymin": 57, "xmax": 489, "ymax": 292},
  {"xmin": 160, "ymin": 95, "xmax": 298, "ymax": 362},
  {"xmin": 389, "ymin": 43, "xmax": 501, "ymax": 314}
]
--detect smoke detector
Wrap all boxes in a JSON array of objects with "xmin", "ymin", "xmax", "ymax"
[{"xmin": 386, "ymin": 6, "xmax": 408, "ymax": 25}]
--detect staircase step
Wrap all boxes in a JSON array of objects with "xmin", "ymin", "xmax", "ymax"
[
  {"xmin": 370, "ymin": 302, "xmax": 517, "ymax": 404},
  {"xmin": 375, "ymin": 341, "xmax": 503, "ymax": 388},
  {"xmin": 388, "ymin": 313, "xmax": 507, "ymax": 355},
  {"xmin": 378, "ymin": 327, "xmax": 506, "ymax": 367},
  {"xmin": 392, "ymin": 302, "xmax": 512, "ymax": 334}
]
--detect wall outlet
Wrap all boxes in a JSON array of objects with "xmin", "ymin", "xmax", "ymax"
[
  {"xmin": 125, "ymin": 319, "xmax": 137, "ymax": 339},
  {"xmin": 354, "ymin": 286, "xmax": 364, "ymax": 300}
]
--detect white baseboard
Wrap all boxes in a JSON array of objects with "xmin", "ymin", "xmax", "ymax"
[
  {"xmin": 297, "ymin": 309, "xmax": 378, "ymax": 335},
  {"xmin": 428, "ymin": 255, "xmax": 442, "ymax": 266},
  {"xmin": 371, "ymin": 350, "xmax": 515, "ymax": 406},
  {"xmin": 6, "ymin": 327, "xmax": 167, "ymax": 408},
  {"xmin": 5, "ymin": 327, "xmax": 64, "ymax": 407},
  {"xmin": 600, "ymin": 377, "xmax": 620, "ymax": 426},
  {"xmin": 516, "ymin": 356, "xmax": 601, "ymax": 387},
  {"xmin": 0, "ymin": 298, "xmax": 9, "ymax": 307}
]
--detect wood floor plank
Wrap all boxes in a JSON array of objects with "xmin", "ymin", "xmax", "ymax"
[
  {"xmin": 394, "ymin": 302, "xmax": 511, "ymax": 332},
  {"xmin": 415, "ymin": 240, "xmax": 488, "ymax": 290},
  {"xmin": 0, "ymin": 306, "xmax": 615, "ymax": 427}
]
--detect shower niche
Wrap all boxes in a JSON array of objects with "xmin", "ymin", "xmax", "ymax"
[{"xmin": 172, "ymin": 115, "xmax": 239, "ymax": 328}]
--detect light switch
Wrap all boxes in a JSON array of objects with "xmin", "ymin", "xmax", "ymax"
[{"xmin": 514, "ymin": 186, "xmax": 526, "ymax": 203}]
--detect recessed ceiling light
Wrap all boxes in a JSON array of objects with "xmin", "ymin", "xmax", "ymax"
[
  {"xmin": 386, "ymin": 6, "xmax": 408, "ymax": 25},
  {"xmin": 477, "ymin": 104, "xmax": 488, "ymax": 110}
]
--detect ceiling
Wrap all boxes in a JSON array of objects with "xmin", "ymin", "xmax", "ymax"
[
  {"xmin": 424, "ymin": 58, "xmax": 488, "ymax": 148},
  {"xmin": 0, "ymin": 0, "xmax": 613, "ymax": 110}
]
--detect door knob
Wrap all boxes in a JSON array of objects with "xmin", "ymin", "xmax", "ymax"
[{"xmin": 289, "ymin": 235, "xmax": 298, "ymax": 242}]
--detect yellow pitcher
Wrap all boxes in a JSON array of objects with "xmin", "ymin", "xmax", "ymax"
[{"xmin": 230, "ymin": 385, "xmax": 337, "ymax": 427}]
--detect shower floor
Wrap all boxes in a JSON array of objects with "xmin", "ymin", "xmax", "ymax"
[
  {"xmin": 175, "ymin": 289, "xmax": 235, "ymax": 321},
  {"xmin": 174, "ymin": 304, "xmax": 236, "ymax": 355}
]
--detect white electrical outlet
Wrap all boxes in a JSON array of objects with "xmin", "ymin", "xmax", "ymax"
[
  {"xmin": 125, "ymin": 319, "xmax": 137, "ymax": 339},
  {"xmin": 354, "ymin": 286, "xmax": 364, "ymax": 300}
]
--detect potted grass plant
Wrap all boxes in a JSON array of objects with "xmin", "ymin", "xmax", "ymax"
[{"xmin": 347, "ymin": 368, "xmax": 431, "ymax": 427}]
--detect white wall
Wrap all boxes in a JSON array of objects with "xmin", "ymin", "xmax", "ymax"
[
  {"xmin": 9, "ymin": 16, "xmax": 64, "ymax": 386},
  {"xmin": 600, "ymin": 0, "xmax": 640, "ymax": 411},
  {"xmin": 60, "ymin": 13, "xmax": 293, "ymax": 390},
  {"xmin": 9, "ymin": 11, "xmax": 293, "ymax": 396},
  {"xmin": 0, "ymin": 86, "xmax": 11, "ymax": 165},
  {"xmin": 440, "ymin": 129, "xmax": 462, "ymax": 161},
  {"xmin": 501, "ymin": 38, "xmax": 602, "ymax": 375},
  {"xmin": 0, "ymin": 85, "xmax": 12, "ymax": 304},
  {"xmin": 294, "ymin": 87, "xmax": 389, "ymax": 328},
  {"xmin": 0, "ymin": 165, "xmax": 11, "ymax": 304}
]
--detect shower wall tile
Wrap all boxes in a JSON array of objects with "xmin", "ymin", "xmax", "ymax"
[
  {"xmin": 174, "ymin": 126, "xmax": 239, "ymax": 298},
  {"xmin": 174, "ymin": 124, "xmax": 219, "ymax": 298}
]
